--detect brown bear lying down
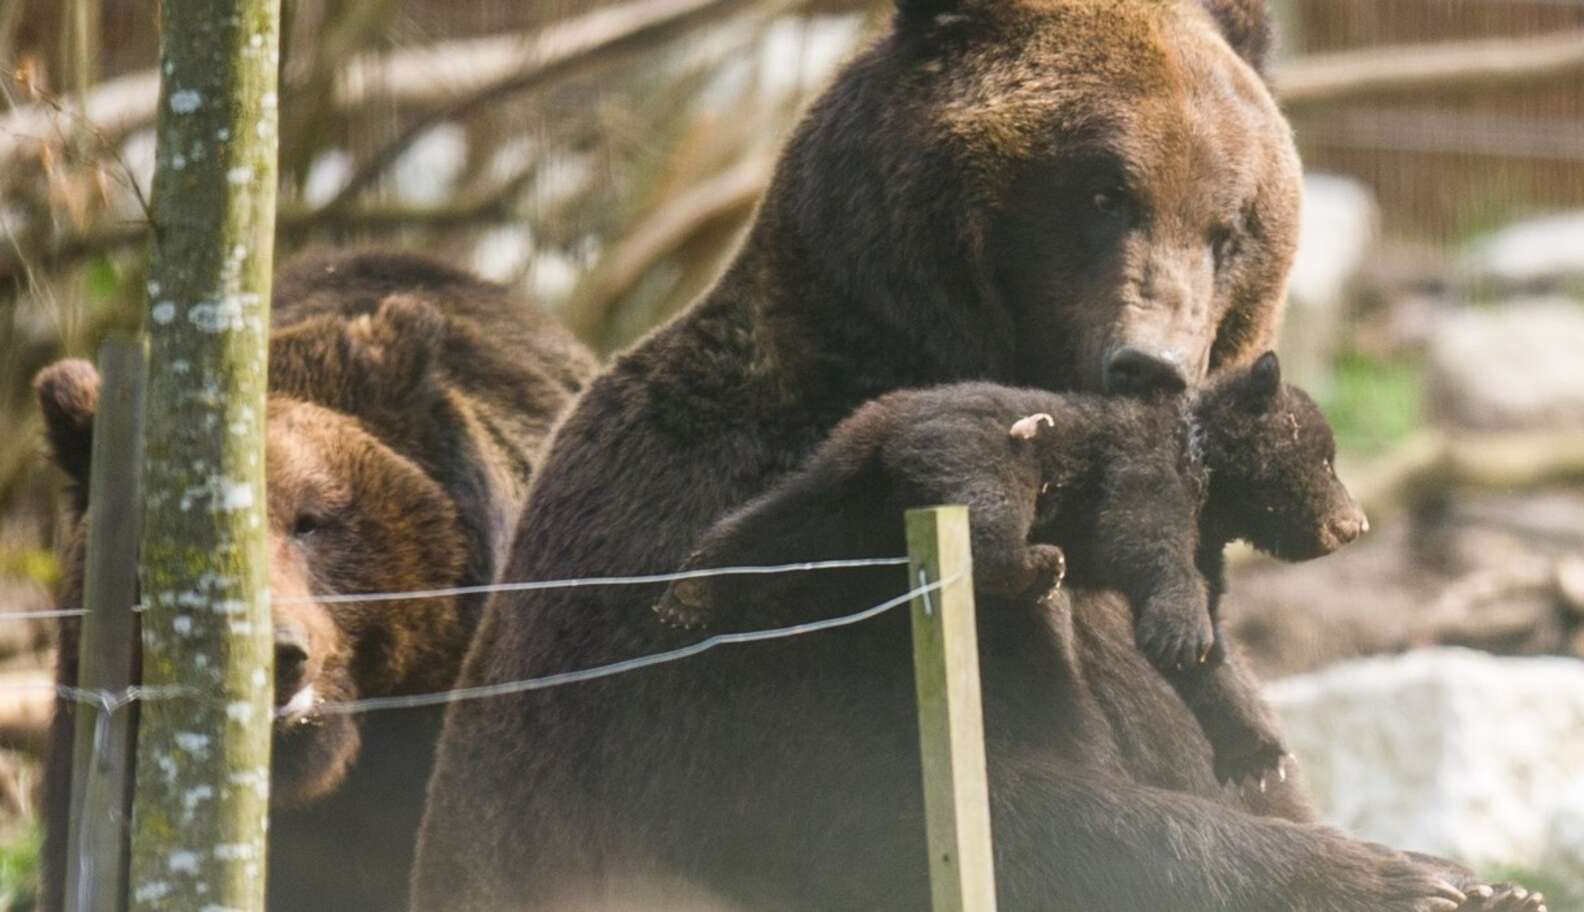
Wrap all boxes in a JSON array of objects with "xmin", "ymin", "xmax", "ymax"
[
  {"xmin": 34, "ymin": 249, "xmax": 596, "ymax": 912},
  {"xmin": 659, "ymin": 352, "xmax": 1364, "ymax": 788}
]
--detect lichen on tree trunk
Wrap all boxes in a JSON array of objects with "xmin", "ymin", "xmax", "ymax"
[{"xmin": 127, "ymin": 1, "xmax": 279, "ymax": 910}]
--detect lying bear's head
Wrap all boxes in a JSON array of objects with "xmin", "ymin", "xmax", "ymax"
[
  {"xmin": 35, "ymin": 296, "xmax": 471, "ymax": 806},
  {"xmin": 764, "ymin": 0, "xmax": 1299, "ymax": 396},
  {"xmin": 1196, "ymin": 352, "xmax": 1369, "ymax": 561}
]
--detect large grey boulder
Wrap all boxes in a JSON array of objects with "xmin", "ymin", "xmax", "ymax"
[
  {"xmin": 1268, "ymin": 648, "xmax": 1584, "ymax": 876},
  {"xmin": 1426, "ymin": 298, "xmax": 1584, "ymax": 431}
]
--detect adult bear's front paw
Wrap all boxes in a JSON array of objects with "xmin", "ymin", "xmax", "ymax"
[
  {"xmin": 1456, "ymin": 884, "xmax": 1548, "ymax": 911},
  {"xmin": 1399, "ymin": 854, "xmax": 1548, "ymax": 911},
  {"xmin": 1134, "ymin": 592, "xmax": 1214, "ymax": 672},
  {"xmin": 1303, "ymin": 835, "xmax": 1471, "ymax": 912}
]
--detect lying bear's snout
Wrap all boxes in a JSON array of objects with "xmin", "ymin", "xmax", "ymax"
[{"xmin": 275, "ymin": 622, "xmax": 312, "ymax": 704}]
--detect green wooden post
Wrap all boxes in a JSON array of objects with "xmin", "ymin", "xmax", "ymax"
[
  {"xmin": 126, "ymin": 0, "xmax": 280, "ymax": 909},
  {"xmin": 64, "ymin": 337, "xmax": 147, "ymax": 912},
  {"xmin": 906, "ymin": 506, "xmax": 998, "ymax": 912}
]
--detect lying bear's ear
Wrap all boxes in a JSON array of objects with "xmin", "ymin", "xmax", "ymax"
[
  {"xmin": 1248, "ymin": 350, "xmax": 1281, "ymax": 402},
  {"xmin": 1195, "ymin": 0, "xmax": 1274, "ymax": 75},
  {"xmin": 895, "ymin": 0, "xmax": 966, "ymax": 25},
  {"xmin": 346, "ymin": 295, "xmax": 446, "ymax": 402},
  {"xmin": 33, "ymin": 359, "xmax": 101, "ymax": 488}
]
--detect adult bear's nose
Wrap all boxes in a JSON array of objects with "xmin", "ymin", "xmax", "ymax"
[{"xmin": 1103, "ymin": 346, "xmax": 1188, "ymax": 396}]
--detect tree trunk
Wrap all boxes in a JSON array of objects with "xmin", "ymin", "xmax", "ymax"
[{"xmin": 126, "ymin": 0, "xmax": 279, "ymax": 909}]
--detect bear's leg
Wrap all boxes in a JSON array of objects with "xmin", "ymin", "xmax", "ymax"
[
  {"xmin": 655, "ymin": 456, "xmax": 888, "ymax": 631},
  {"xmin": 987, "ymin": 757, "xmax": 1471, "ymax": 912},
  {"xmin": 1173, "ymin": 652, "xmax": 1289, "ymax": 788},
  {"xmin": 1090, "ymin": 463, "xmax": 1214, "ymax": 671}
]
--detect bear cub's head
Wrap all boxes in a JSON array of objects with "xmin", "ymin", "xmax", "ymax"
[
  {"xmin": 1194, "ymin": 352, "xmax": 1368, "ymax": 561},
  {"xmin": 35, "ymin": 296, "xmax": 470, "ymax": 806}
]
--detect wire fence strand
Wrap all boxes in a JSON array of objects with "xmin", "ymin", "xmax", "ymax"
[
  {"xmin": 314, "ymin": 569, "xmax": 959, "ymax": 716},
  {"xmin": 273, "ymin": 556, "xmax": 913, "ymax": 606},
  {"xmin": 11, "ymin": 557, "xmax": 940, "ymax": 718}
]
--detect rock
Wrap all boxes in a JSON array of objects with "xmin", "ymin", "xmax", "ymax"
[
  {"xmin": 1465, "ymin": 210, "xmax": 1584, "ymax": 291},
  {"xmin": 1268, "ymin": 648, "xmax": 1584, "ymax": 872},
  {"xmin": 1545, "ymin": 777, "xmax": 1584, "ymax": 895},
  {"xmin": 1426, "ymin": 297, "xmax": 1584, "ymax": 431},
  {"xmin": 1280, "ymin": 173, "xmax": 1379, "ymax": 395}
]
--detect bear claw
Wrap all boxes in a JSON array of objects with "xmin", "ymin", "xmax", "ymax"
[{"xmin": 1457, "ymin": 884, "xmax": 1547, "ymax": 911}]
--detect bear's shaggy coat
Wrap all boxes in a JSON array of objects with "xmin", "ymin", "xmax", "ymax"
[
  {"xmin": 37, "ymin": 250, "xmax": 596, "ymax": 912},
  {"xmin": 414, "ymin": 1, "xmax": 1524, "ymax": 909}
]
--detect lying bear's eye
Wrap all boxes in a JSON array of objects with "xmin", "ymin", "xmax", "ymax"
[
  {"xmin": 1211, "ymin": 227, "xmax": 1239, "ymax": 269},
  {"xmin": 291, "ymin": 513, "xmax": 325, "ymax": 538}
]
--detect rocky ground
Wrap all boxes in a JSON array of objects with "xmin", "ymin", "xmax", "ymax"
[{"xmin": 1229, "ymin": 174, "xmax": 1584, "ymax": 908}]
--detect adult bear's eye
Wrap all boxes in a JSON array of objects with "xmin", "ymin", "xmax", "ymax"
[{"xmin": 1091, "ymin": 187, "xmax": 1128, "ymax": 215}]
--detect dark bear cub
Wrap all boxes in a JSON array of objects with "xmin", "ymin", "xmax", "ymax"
[{"xmin": 658, "ymin": 352, "xmax": 1366, "ymax": 785}]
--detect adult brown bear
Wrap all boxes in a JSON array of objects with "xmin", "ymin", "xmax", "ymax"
[
  {"xmin": 413, "ymin": 2, "xmax": 1536, "ymax": 910},
  {"xmin": 36, "ymin": 250, "xmax": 596, "ymax": 912}
]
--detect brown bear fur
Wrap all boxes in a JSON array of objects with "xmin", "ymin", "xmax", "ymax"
[
  {"xmin": 656, "ymin": 353, "xmax": 1368, "ymax": 787},
  {"xmin": 413, "ymin": 1, "xmax": 1509, "ymax": 910},
  {"xmin": 36, "ymin": 249, "xmax": 596, "ymax": 912}
]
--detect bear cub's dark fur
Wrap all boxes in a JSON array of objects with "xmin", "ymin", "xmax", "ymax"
[{"xmin": 659, "ymin": 352, "xmax": 1366, "ymax": 785}]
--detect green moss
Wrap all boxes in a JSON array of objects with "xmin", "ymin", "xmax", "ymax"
[
  {"xmin": 1319, "ymin": 351, "xmax": 1426, "ymax": 458},
  {"xmin": 0, "ymin": 819, "xmax": 39, "ymax": 912}
]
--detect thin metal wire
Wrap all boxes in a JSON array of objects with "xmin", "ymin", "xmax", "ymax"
[
  {"xmin": 0, "ymin": 558, "xmax": 911, "ymax": 620},
  {"xmin": 313, "ymin": 570, "xmax": 959, "ymax": 716},
  {"xmin": 0, "ymin": 607, "xmax": 89, "ymax": 620},
  {"xmin": 272, "ymin": 556, "xmax": 912, "ymax": 606}
]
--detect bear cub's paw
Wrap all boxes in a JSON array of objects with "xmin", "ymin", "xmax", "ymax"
[
  {"xmin": 1213, "ymin": 733, "xmax": 1289, "ymax": 791},
  {"xmin": 653, "ymin": 576, "xmax": 713, "ymax": 631},
  {"xmin": 977, "ymin": 543, "xmax": 1066, "ymax": 601},
  {"xmin": 1018, "ymin": 543, "xmax": 1066, "ymax": 599},
  {"xmin": 1134, "ymin": 592, "xmax": 1215, "ymax": 672}
]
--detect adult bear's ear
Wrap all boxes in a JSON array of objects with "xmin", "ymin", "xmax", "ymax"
[
  {"xmin": 33, "ymin": 359, "xmax": 101, "ymax": 488},
  {"xmin": 346, "ymin": 294, "xmax": 446, "ymax": 403},
  {"xmin": 1247, "ymin": 350, "xmax": 1281, "ymax": 403},
  {"xmin": 1196, "ymin": 0, "xmax": 1274, "ymax": 75}
]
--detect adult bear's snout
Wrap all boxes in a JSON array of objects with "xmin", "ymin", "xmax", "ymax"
[{"xmin": 1103, "ymin": 345, "xmax": 1188, "ymax": 396}]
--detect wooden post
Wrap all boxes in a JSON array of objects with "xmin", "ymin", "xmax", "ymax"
[
  {"xmin": 64, "ymin": 337, "xmax": 147, "ymax": 912},
  {"xmin": 906, "ymin": 506, "xmax": 998, "ymax": 912},
  {"xmin": 126, "ymin": 0, "xmax": 280, "ymax": 909}
]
